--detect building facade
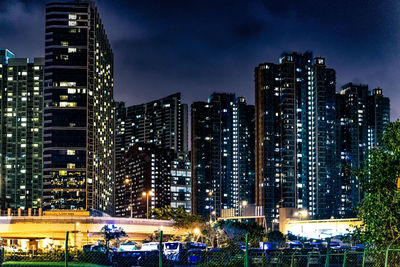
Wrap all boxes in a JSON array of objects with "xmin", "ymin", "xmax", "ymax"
[
  {"xmin": 191, "ymin": 93, "xmax": 255, "ymax": 218},
  {"xmin": 170, "ymin": 152, "xmax": 191, "ymax": 213},
  {"xmin": 336, "ymin": 83, "xmax": 390, "ymax": 217},
  {"xmin": 255, "ymin": 52, "xmax": 339, "ymax": 230},
  {"xmin": 115, "ymin": 93, "xmax": 188, "ymax": 164},
  {"xmin": 115, "ymin": 93, "xmax": 189, "ymax": 215},
  {"xmin": 255, "ymin": 52, "xmax": 391, "ymax": 229},
  {"xmin": 115, "ymin": 143, "xmax": 172, "ymax": 218},
  {"xmin": 0, "ymin": 49, "xmax": 15, "ymax": 65},
  {"xmin": 0, "ymin": 52, "xmax": 44, "ymax": 210},
  {"xmin": 43, "ymin": 0, "xmax": 114, "ymax": 214}
]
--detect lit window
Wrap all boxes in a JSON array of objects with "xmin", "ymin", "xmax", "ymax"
[
  {"xmin": 68, "ymin": 48, "xmax": 77, "ymax": 53},
  {"xmin": 68, "ymin": 21, "xmax": 77, "ymax": 26},
  {"xmin": 59, "ymin": 170, "xmax": 67, "ymax": 176},
  {"xmin": 60, "ymin": 82, "xmax": 76, "ymax": 87},
  {"xmin": 61, "ymin": 41, "xmax": 68, "ymax": 46},
  {"xmin": 59, "ymin": 102, "xmax": 77, "ymax": 107},
  {"xmin": 67, "ymin": 150, "xmax": 76, "ymax": 155},
  {"xmin": 68, "ymin": 14, "xmax": 77, "ymax": 20},
  {"xmin": 67, "ymin": 163, "xmax": 75, "ymax": 169}
]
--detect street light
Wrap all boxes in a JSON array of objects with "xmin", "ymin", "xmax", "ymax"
[
  {"xmin": 142, "ymin": 191, "xmax": 153, "ymax": 219},
  {"xmin": 193, "ymin": 228, "xmax": 201, "ymax": 242},
  {"xmin": 124, "ymin": 178, "xmax": 133, "ymax": 218},
  {"xmin": 208, "ymin": 191, "xmax": 216, "ymax": 220},
  {"xmin": 299, "ymin": 210, "xmax": 308, "ymax": 221},
  {"xmin": 295, "ymin": 209, "xmax": 308, "ymax": 238},
  {"xmin": 74, "ymin": 222, "xmax": 80, "ymax": 248},
  {"xmin": 240, "ymin": 200, "xmax": 248, "ymax": 216}
]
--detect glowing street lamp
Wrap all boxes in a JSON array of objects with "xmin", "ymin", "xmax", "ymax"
[
  {"xmin": 299, "ymin": 210, "xmax": 308, "ymax": 221},
  {"xmin": 295, "ymin": 209, "xmax": 308, "ymax": 237},
  {"xmin": 240, "ymin": 200, "xmax": 248, "ymax": 216},
  {"xmin": 193, "ymin": 228, "xmax": 200, "ymax": 235},
  {"xmin": 142, "ymin": 191, "xmax": 153, "ymax": 219},
  {"xmin": 124, "ymin": 178, "xmax": 133, "ymax": 218}
]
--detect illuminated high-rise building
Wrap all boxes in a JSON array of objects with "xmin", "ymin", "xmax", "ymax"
[
  {"xmin": 0, "ymin": 51, "xmax": 44, "ymax": 210},
  {"xmin": 115, "ymin": 143, "xmax": 172, "ymax": 218},
  {"xmin": 115, "ymin": 93, "xmax": 188, "ymax": 163},
  {"xmin": 114, "ymin": 93, "xmax": 189, "ymax": 216},
  {"xmin": 170, "ymin": 152, "xmax": 191, "ymax": 212},
  {"xmin": 191, "ymin": 93, "xmax": 255, "ymax": 217},
  {"xmin": 255, "ymin": 52, "xmax": 391, "ymax": 229},
  {"xmin": 43, "ymin": 1, "xmax": 114, "ymax": 214},
  {"xmin": 255, "ymin": 52, "xmax": 338, "ymax": 230},
  {"xmin": 336, "ymin": 84, "xmax": 390, "ymax": 217},
  {"xmin": 0, "ymin": 49, "xmax": 15, "ymax": 65}
]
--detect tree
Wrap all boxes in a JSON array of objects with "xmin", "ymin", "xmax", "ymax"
[
  {"xmin": 267, "ymin": 230, "xmax": 285, "ymax": 244},
  {"xmin": 214, "ymin": 221, "xmax": 265, "ymax": 247},
  {"xmin": 150, "ymin": 206, "xmax": 203, "ymax": 229},
  {"xmin": 354, "ymin": 121, "xmax": 400, "ymax": 249},
  {"xmin": 100, "ymin": 225, "xmax": 127, "ymax": 254}
]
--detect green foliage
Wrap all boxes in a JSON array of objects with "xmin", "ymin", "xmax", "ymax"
[
  {"xmin": 150, "ymin": 206, "xmax": 203, "ymax": 228},
  {"xmin": 214, "ymin": 221, "xmax": 265, "ymax": 247},
  {"xmin": 267, "ymin": 230, "xmax": 285, "ymax": 244},
  {"xmin": 354, "ymin": 121, "xmax": 400, "ymax": 249},
  {"xmin": 100, "ymin": 225, "xmax": 127, "ymax": 252}
]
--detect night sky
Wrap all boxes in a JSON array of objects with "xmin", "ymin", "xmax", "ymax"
[{"xmin": 0, "ymin": 0, "xmax": 399, "ymax": 120}]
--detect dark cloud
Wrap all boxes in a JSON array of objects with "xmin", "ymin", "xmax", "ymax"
[{"xmin": 0, "ymin": 0, "xmax": 399, "ymax": 119}]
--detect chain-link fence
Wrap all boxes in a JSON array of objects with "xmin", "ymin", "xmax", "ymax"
[{"xmin": 0, "ymin": 232, "xmax": 398, "ymax": 267}]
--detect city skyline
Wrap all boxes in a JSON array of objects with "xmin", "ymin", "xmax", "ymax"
[
  {"xmin": 0, "ymin": 0, "xmax": 399, "ymax": 121},
  {"xmin": 0, "ymin": 0, "xmax": 399, "ymax": 262}
]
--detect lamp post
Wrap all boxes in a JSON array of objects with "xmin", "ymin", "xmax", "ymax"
[
  {"xmin": 124, "ymin": 178, "xmax": 133, "ymax": 218},
  {"xmin": 208, "ymin": 191, "xmax": 216, "ymax": 220},
  {"xmin": 74, "ymin": 222, "xmax": 80, "ymax": 248},
  {"xmin": 142, "ymin": 191, "xmax": 153, "ymax": 219},
  {"xmin": 193, "ymin": 228, "xmax": 200, "ymax": 242},
  {"xmin": 37, "ymin": 198, "xmax": 42, "ymax": 216},
  {"xmin": 295, "ymin": 209, "xmax": 308, "ymax": 237},
  {"xmin": 240, "ymin": 200, "xmax": 248, "ymax": 217}
]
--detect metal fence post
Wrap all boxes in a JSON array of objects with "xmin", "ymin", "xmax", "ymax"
[
  {"xmin": 290, "ymin": 251, "xmax": 297, "ymax": 267},
  {"xmin": 342, "ymin": 250, "xmax": 348, "ymax": 267},
  {"xmin": 65, "ymin": 231, "xmax": 69, "ymax": 267},
  {"xmin": 385, "ymin": 244, "xmax": 392, "ymax": 267},
  {"xmin": 306, "ymin": 252, "xmax": 311, "ymax": 267},
  {"xmin": 245, "ymin": 233, "xmax": 249, "ymax": 267},
  {"xmin": 325, "ymin": 238, "xmax": 331, "ymax": 267},
  {"xmin": 362, "ymin": 249, "xmax": 366, "ymax": 267},
  {"xmin": 159, "ymin": 230, "xmax": 163, "ymax": 267}
]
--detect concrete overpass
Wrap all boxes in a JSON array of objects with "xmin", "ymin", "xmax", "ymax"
[{"xmin": 0, "ymin": 213, "xmax": 185, "ymax": 250}]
